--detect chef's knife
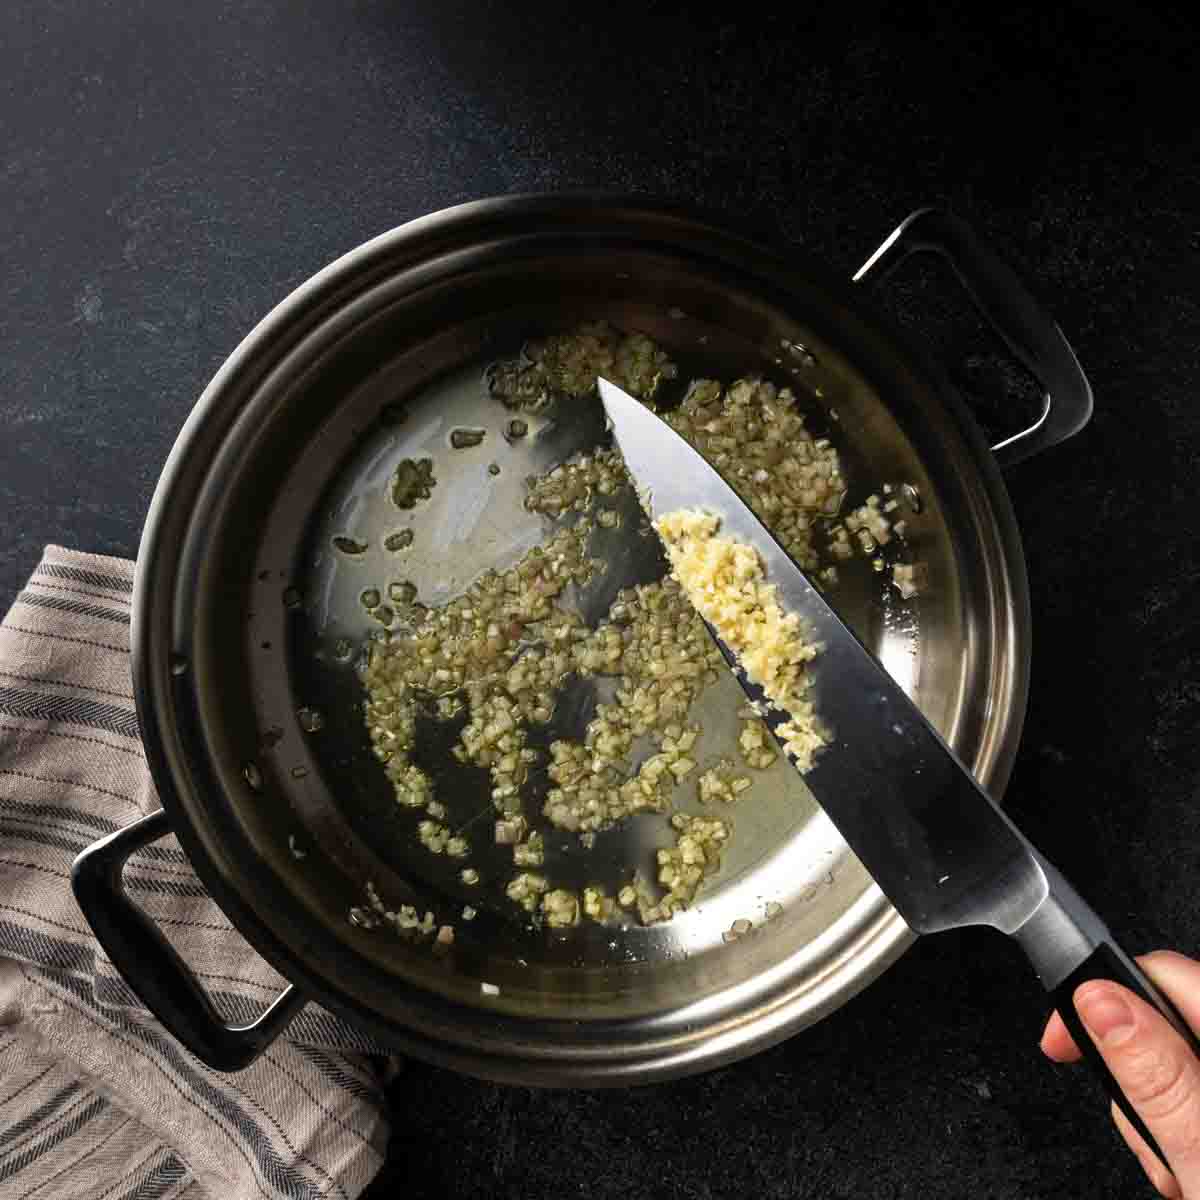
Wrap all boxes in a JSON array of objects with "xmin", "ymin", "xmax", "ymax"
[{"xmin": 600, "ymin": 376, "xmax": 1198, "ymax": 1173}]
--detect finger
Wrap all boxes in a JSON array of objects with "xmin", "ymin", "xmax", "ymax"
[
  {"xmin": 1040, "ymin": 952, "xmax": 1200, "ymax": 1065},
  {"xmin": 1040, "ymin": 1009, "xmax": 1084, "ymax": 1063},
  {"xmin": 1138, "ymin": 952, "xmax": 1200, "ymax": 1033},
  {"xmin": 1075, "ymin": 979, "xmax": 1200, "ymax": 1190},
  {"xmin": 1113, "ymin": 1102, "xmax": 1182, "ymax": 1199}
]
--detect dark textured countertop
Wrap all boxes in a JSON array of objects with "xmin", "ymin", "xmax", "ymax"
[{"xmin": 3, "ymin": 4, "xmax": 1199, "ymax": 1196}]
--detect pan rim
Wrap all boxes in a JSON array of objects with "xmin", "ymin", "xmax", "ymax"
[{"xmin": 132, "ymin": 193, "xmax": 1030, "ymax": 1083}]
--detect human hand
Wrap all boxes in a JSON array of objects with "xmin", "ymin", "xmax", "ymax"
[{"xmin": 1042, "ymin": 951, "xmax": 1200, "ymax": 1198}]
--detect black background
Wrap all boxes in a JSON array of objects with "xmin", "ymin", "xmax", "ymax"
[{"xmin": 3, "ymin": 3, "xmax": 1200, "ymax": 1197}]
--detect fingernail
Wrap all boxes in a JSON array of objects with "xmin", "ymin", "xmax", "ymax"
[{"xmin": 1076, "ymin": 986, "xmax": 1135, "ymax": 1045}]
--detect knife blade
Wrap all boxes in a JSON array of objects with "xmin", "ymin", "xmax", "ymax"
[{"xmin": 599, "ymin": 376, "xmax": 1197, "ymax": 1169}]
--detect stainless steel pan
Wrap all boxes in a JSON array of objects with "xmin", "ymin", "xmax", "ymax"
[{"xmin": 72, "ymin": 200, "xmax": 1090, "ymax": 1082}]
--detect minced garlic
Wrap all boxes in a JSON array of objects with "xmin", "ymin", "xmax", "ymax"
[
  {"xmin": 513, "ymin": 831, "xmax": 544, "ymax": 867},
  {"xmin": 654, "ymin": 508, "xmax": 827, "ymax": 771},
  {"xmin": 582, "ymin": 886, "xmax": 616, "ymax": 921},
  {"xmin": 356, "ymin": 327, "xmax": 885, "ymax": 933},
  {"xmin": 696, "ymin": 760, "xmax": 753, "ymax": 803},
  {"xmin": 488, "ymin": 321, "xmax": 676, "ymax": 411},
  {"xmin": 663, "ymin": 377, "xmax": 845, "ymax": 571},
  {"xmin": 640, "ymin": 813, "xmax": 731, "ymax": 925},
  {"xmin": 737, "ymin": 717, "xmax": 778, "ymax": 770},
  {"xmin": 417, "ymin": 820, "xmax": 451, "ymax": 854},
  {"xmin": 525, "ymin": 447, "xmax": 626, "ymax": 519},
  {"xmin": 389, "ymin": 457, "xmax": 436, "ymax": 509},
  {"xmin": 541, "ymin": 888, "xmax": 581, "ymax": 928},
  {"xmin": 361, "ymin": 882, "xmax": 437, "ymax": 939},
  {"xmin": 506, "ymin": 872, "xmax": 549, "ymax": 912}
]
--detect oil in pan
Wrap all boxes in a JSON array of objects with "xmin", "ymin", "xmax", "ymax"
[{"xmin": 290, "ymin": 318, "xmax": 918, "ymax": 970}]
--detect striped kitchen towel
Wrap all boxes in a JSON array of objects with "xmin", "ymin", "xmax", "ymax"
[{"xmin": 0, "ymin": 547, "xmax": 392, "ymax": 1200}]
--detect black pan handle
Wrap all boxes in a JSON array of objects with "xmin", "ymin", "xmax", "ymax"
[
  {"xmin": 853, "ymin": 208, "xmax": 1093, "ymax": 468},
  {"xmin": 1016, "ymin": 861, "xmax": 1200, "ymax": 1176},
  {"xmin": 71, "ymin": 808, "xmax": 306, "ymax": 1071}
]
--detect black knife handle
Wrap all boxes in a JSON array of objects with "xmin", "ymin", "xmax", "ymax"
[{"xmin": 1052, "ymin": 942, "xmax": 1200, "ymax": 1174}]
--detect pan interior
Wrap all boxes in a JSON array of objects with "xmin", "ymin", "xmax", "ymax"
[{"xmin": 205, "ymin": 249, "xmax": 994, "ymax": 1025}]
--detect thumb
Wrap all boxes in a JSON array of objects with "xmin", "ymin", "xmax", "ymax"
[{"xmin": 1077, "ymin": 981, "xmax": 1200, "ymax": 1193}]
